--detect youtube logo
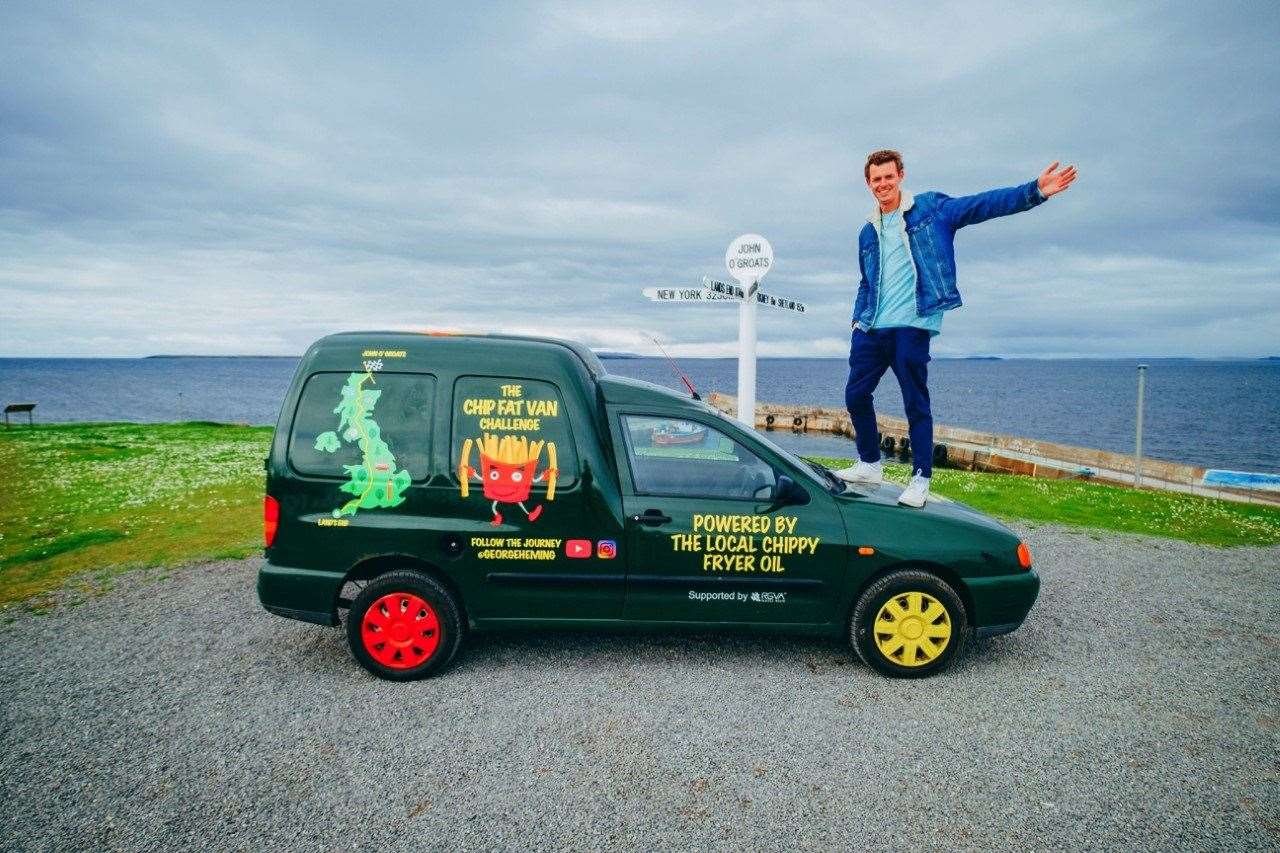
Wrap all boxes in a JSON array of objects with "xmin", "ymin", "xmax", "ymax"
[{"xmin": 565, "ymin": 539, "xmax": 592, "ymax": 559}]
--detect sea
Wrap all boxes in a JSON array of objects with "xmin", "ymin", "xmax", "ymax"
[{"xmin": 1, "ymin": 356, "xmax": 1278, "ymax": 474}]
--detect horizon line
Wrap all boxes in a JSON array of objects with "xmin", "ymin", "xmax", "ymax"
[{"xmin": 2, "ymin": 353, "xmax": 1277, "ymax": 361}]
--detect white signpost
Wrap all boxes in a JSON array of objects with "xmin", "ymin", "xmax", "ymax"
[
  {"xmin": 725, "ymin": 234, "xmax": 773, "ymax": 425},
  {"xmin": 642, "ymin": 233, "xmax": 805, "ymax": 427}
]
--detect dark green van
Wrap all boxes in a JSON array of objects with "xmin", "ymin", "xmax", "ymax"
[{"xmin": 258, "ymin": 331, "xmax": 1039, "ymax": 680}]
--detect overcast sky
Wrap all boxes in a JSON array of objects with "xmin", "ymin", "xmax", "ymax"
[{"xmin": 2, "ymin": 1, "xmax": 1277, "ymax": 358}]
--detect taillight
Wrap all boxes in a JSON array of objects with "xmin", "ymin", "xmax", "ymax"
[
  {"xmin": 264, "ymin": 495, "xmax": 280, "ymax": 548},
  {"xmin": 1016, "ymin": 541, "xmax": 1032, "ymax": 569}
]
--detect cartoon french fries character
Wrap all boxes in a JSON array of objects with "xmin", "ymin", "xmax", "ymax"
[{"xmin": 458, "ymin": 433, "xmax": 558, "ymax": 526}]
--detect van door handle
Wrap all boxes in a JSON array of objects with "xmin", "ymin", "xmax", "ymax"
[{"xmin": 631, "ymin": 509, "xmax": 672, "ymax": 527}]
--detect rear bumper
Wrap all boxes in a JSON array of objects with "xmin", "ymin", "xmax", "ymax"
[
  {"xmin": 257, "ymin": 559, "xmax": 344, "ymax": 627},
  {"xmin": 966, "ymin": 569, "xmax": 1040, "ymax": 635},
  {"xmin": 263, "ymin": 603, "xmax": 336, "ymax": 626}
]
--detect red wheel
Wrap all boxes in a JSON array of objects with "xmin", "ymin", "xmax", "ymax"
[
  {"xmin": 346, "ymin": 570, "xmax": 463, "ymax": 680},
  {"xmin": 360, "ymin": 592, "xmax": 441, "ymax": 669}
]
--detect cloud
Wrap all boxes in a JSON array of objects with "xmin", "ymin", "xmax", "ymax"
[
  {"xmin": 0, "ymin": 1, "xmax": 1277, "ymax": 357},
  {"xmin": 543, "ymin": 2, "xmax": 739, "ymax": 44}
]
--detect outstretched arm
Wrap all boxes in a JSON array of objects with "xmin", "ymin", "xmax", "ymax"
[{"xmin": 940, "ymin": 161, "xmax": 1077, "ymax": 230}]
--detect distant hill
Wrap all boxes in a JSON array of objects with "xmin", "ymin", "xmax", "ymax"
[{"xmin": 594, "ymin": 351, "xmax": 643, "ymax": 359}]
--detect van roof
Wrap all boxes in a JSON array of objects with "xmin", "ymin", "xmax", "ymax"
[
  {"xmin": 305, "ymin": 331, "xmax": 708, "ymax": 412},
  {"xmin": 598, "ymin": 375, "xmax": 722, "ymax": 420},
  {"xmin": 310, "ymin": 331, "xmax": 606, "ymax": 378}
]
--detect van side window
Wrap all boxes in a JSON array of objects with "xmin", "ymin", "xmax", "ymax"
[
  {"xmin": 621, "ymin": 415, "xmax": 777, "ymax": 500},
  {"xmin": 451, "ymin": 377, "xmax": 578, "ymax": 488},
  {"xmin": 288, "ymin": 372, "xmax": 435, "ymax": 480}
]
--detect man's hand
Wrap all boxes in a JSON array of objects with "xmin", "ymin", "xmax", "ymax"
[{"xmin": 1038, "ymin": 161, "xmax": 1078, "ymax": 198}]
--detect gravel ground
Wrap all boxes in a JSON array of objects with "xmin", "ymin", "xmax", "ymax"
[{"xmin": 1, "ymin": 525, "xmax": 1278, "ymax": 852}]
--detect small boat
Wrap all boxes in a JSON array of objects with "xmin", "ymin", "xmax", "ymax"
[{"xmin": 652, "ymin": 421, "xmax": 708, "ymax": 446}]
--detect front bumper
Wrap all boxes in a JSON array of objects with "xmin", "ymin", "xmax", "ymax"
[{"xmin": 967, "ymin": 569, "xmax": 1040, "ymax": 635}]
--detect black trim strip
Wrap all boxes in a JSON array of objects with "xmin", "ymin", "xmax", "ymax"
[
  {"xmin": 976, "ymin": 621, "xmax": 1024, "ymax": 638},
  {"xmin": 486, "ymin": 572, "xmax": 627, "ymax": 587},
  {"xmin": 628, "ymin": 575, "xmax": 823, "ymax": 591},
  {"xmin": 484, "ymin": 573, "xmax": 824, "ymax": 592}
]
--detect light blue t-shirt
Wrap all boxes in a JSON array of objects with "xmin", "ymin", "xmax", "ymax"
[{"xmin": 870, "ymin": 208, "xmax": 943, "ymax": 335}]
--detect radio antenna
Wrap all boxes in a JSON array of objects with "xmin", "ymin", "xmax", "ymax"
[{"xmin": 651, "ymin": 335, "xmax": 700, "ymax": 400}]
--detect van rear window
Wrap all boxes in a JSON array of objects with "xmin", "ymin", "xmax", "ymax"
[
  {"xmin": 288, "ymin": 372, "xmax": 435, "ymax": 480},
  {"xmin": 451, "ymin": 377, "xmax": 577, "ymax": 488}
]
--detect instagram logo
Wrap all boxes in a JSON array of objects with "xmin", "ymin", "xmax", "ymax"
[{"xmin": 596, "ymin": 540, "xmax": 617, "ymax": 559}]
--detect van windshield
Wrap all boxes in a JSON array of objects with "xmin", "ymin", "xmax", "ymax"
[{"xmin": 705, "ymin": 408, "xmax": 844, "ymax": 494}]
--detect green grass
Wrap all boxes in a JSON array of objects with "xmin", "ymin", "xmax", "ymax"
[
  {"xmin": 806, "ymin": 455, "xmax": 1280, "ymax": 548},
  {"xmin": 0, "ymin": 422, "xmax": 271, "ymax": 607},
  {"xmin": 1, "ymin": 423, "xmax": 1276, "ymax": 609}
]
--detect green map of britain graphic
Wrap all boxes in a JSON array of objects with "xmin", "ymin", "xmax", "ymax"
[{"xmin": 313, "ymin": 372, "xmax": 412, "ymax": 518}]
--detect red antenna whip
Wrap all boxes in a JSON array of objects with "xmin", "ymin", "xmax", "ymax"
[{"xmin": 651, "ymin": 335, "xmax": 700, "ymax": 400}]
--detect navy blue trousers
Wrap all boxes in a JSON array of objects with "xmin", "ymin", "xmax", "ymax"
[{"xmin": 844, "ymin": 327, "xmax": 933, "ymax": 477}]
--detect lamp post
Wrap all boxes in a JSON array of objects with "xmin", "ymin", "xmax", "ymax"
[{"xmin": 1134, "ymin": 364, "xmax": 1148, "ymax": 487}]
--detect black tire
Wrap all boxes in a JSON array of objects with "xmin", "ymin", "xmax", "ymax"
[
  {"xmin": 849, "ymin": 569, "xmax": 968, "ymax": 678},
  {"xmin": 346, "ymin": 570, "xmax": 463, "ymax": 680}
]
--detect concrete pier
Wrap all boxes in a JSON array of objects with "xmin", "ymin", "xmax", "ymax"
[{"xmin": 706, "ymin": 392, "xmax": 1280, "ymax": 506}]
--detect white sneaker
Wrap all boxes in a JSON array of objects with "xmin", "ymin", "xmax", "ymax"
[
  {"xmin": 834, "ymin": 460, "xmax": 883, "ymax": 485},
  {"xmin": 898, "ymin": 471, "xmax": 931, "ymax": 507}
]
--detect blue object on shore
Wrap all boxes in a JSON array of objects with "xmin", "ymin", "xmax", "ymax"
[{"xmin": 1202, "ymin": 470, "xmax": 1280, "ymax": 491}]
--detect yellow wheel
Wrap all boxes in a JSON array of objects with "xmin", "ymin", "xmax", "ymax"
[
  {"xmin": 850, "ymin": 569, "xmax": 968, "ymax": 678},
  {"xmin": 873, "ymin": 591, "xmax": 952, "ymax": 667}
]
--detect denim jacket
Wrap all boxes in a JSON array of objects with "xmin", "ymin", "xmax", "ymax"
[{"xmin": 851, "ymin": 180, "xmax": 1047, "ymax": 328}]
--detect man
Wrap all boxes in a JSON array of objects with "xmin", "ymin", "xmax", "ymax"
[{"xmin": 835, "ymin": 150, "xmax": 1077, "ymax": 506}]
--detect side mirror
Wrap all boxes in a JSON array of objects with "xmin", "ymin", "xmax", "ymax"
[{"xmin": 773, "ymin": 475, "xmax": 810, "ymax": 507}]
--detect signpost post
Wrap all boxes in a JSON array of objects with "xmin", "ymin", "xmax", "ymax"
[{"xmin": 724, "ymin": 234, "xmax": 773, "ymax": 425}]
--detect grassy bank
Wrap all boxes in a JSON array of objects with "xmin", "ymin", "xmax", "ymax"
[
  {"xmin": 808, "ymin": 455, "xmax": 1280, "ymax": 548},
  {"xmin": 2, "ymin": 423, "xmax": 1277, "ymax": 608},
  {"xmin": 0, "ymin": 423, "xmax": 271, "ymax": 607}
]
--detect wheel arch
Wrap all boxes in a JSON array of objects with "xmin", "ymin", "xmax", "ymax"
[
  {"xmin": 848, "ymin": 560, "xmax": 975, "ymax": 625},
  {"xmin": 337, "ymin": 554, "xmax": 469, "ymax": 626}
]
